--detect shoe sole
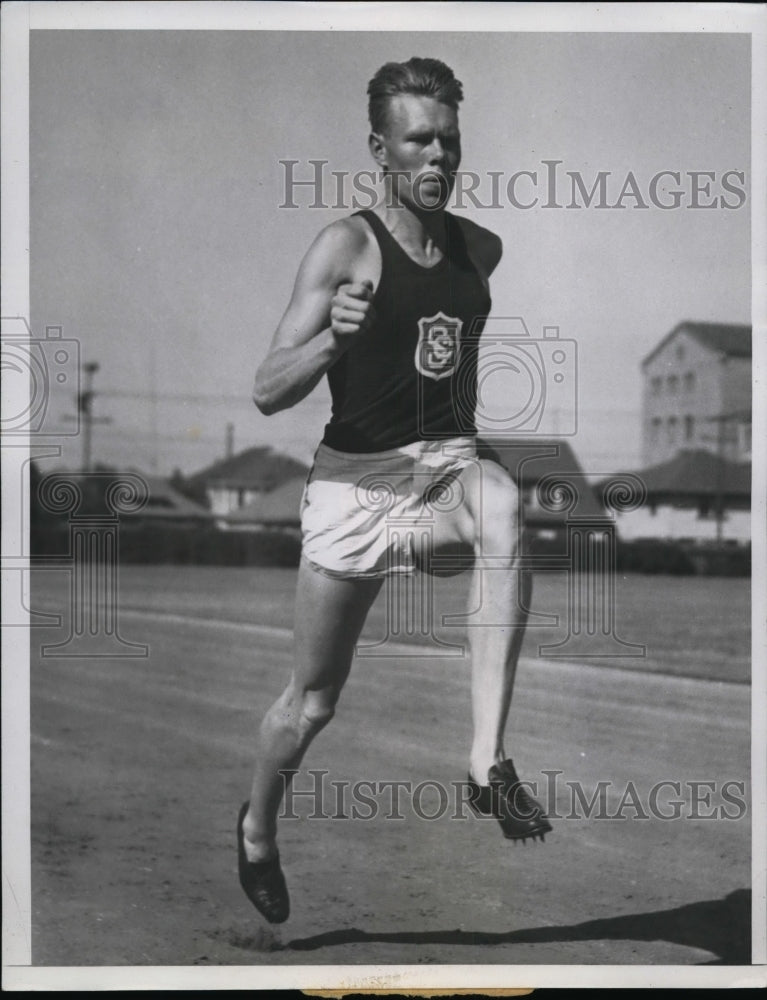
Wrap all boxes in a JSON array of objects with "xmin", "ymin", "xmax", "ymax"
[{"xmin": 466, "ymin": 777, "xmax": 553, "ymax": 844}]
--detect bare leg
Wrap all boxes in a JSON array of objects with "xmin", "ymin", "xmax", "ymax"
[
  {"xmin": 243, "ymin": 558, "xmax": 382, "ymax": 861},
  {"xmin": 465, "ymin": 459, "xmax": 530, "ymax": 783},
  {"xmin": 421, "ymin": 457, "xmax": 530, "ymax": 785},
  {"xmin": 467, "ymin": 559, "xmax": 532, "ymax": 783}
]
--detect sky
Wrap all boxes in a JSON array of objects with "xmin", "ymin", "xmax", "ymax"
[{"xmin": 29, "ymin": 28, "xmax": 751, "ymax": 476}]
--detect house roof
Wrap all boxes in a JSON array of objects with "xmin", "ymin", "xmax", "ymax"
[
  {"xmin": 602, "ymin": 449, "xmax": 751, "ymax": 499},
  {"xmin": 225, "ymin": 476, "xmax": 306, "ymax": 526},
  {"xmin": 188, "ymin": 446, "xmax": 309, "ymax": 491},
  {"xmin": 642, "ymin": 322, "xmax": 751, "ymax": 368},
  {"xmin": 128, "ymin": 473, "xmax": 213, "ymax": 519},
  {"xmin": 477, "ymin": 437, "xmax": 604, "ymax": 519}
]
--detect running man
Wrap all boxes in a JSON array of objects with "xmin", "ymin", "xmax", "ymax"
[{"xmin": 239, "ymin": 57, "xmax": 552, "ymax": 923}]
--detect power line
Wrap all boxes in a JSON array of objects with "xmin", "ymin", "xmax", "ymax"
[
  {"xmin": 95, "ymin": 388, "xmax": 642, "ymax": 416},
  {"xmin": 98, "ymin": 388, "xmax": 257, "ymax": 405},
  {"xmin": 46, "ymin": 425, "xmax": 222, "ymax": 445}
]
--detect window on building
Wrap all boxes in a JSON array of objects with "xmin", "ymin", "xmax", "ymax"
[
  {"xmin": 676, "ymin": 344, "xmax": 685, "ymax": 361},
  {"xmin": 684, "ymin": 372, "xmax": 695, "ymax": 392},
  {"xmin": 651, "ymin": 376, "xmax": 662, "ymax": 396},
  {"xmin": 650, "ymin": 417, "xmax": 662, "ymax": 443},
  {"xmin": 667, "ymin": 416, "xmax": 677, "ymax": 444},
  {"xmin": 667, "ymin": 375, "xmax": 678, "ymax": 392},
  {"xmin": 684, "ymin": 415, "xmax": 695, "ymax": 441}
]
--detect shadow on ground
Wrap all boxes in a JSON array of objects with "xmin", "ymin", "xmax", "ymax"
[{"xmin": 286, "ymin": 889, "xmax": 751, "ymax": 965}]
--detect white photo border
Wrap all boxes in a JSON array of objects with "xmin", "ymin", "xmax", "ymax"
[{"xmin": 2, "ymin": 0, "xmax": 766, "ymax": 991}]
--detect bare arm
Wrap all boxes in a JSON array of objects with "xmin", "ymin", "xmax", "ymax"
[{"xmin": 252, "ymin": 221, "xmax": 375, "ymax": 415}]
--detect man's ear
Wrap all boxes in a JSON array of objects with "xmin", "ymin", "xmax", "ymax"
[{"xmin": 369, "ymin": 131, "xmax": 387, "ymax": 170}]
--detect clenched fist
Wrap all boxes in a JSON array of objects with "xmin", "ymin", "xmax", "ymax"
[{"xmin": 330, "ymin": 280, "xmax": 376, "ymax": 339}]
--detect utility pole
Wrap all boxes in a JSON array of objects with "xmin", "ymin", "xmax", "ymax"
[
  {"xmin": 226, "ymin": 422, "xmax": 234, "ymax": 459},
  {"xmin": 149, "ymin": 340, "xmax": 159, "ymax": 474},
  {"xmin": 79, "ymin": 362, "xmax": 100, "ymax": 472}
]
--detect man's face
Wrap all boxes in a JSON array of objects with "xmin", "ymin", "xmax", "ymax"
[{"xmin": 371, "ymin": 94, "xmax": 461, "ymax": 210}]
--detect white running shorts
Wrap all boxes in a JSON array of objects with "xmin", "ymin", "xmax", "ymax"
[{"xmin": 300, "ymin": 436, "xmax": 478, "ymax": 579}]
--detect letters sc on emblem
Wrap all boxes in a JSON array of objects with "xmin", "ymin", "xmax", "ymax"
[{"xmin": 414, "ymin": 312, "xmax": 463, "ymax": 381}]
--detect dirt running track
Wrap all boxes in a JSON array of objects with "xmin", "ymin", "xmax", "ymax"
[{"xmin": 28, "ymin": 568, "xmax": 751, "ymax": 970}]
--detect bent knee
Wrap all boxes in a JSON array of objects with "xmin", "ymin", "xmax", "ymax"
[
  {"xmin": 298, "ymin": 687, "xmax": 337, "ymax": 733},
  {"xmin": 270, "ymin": 682, "xmax": 338, "ymax": 739}
]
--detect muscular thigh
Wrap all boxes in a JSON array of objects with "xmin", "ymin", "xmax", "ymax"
[{"xmin": 413, "ymin": 458, "xmax": 520, "ymax": 575}]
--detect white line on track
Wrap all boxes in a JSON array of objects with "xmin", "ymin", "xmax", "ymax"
[{"xmin": 113, "ymin": 605, "xmax": 748, "ymax": 692}]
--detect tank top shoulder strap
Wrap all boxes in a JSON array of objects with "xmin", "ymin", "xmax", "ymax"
[
  {"xmin": 354, "ymin": 208, "xmax": 387, "ymax": 239},
  {"xmin": 353, "ymin": 209, "xmax": 400, "ymax": 261},
  {"xmin": 355, "ymin": 207, "xmax": 462, "ymax": 247},
  {"xmin": 352, "ymin": 209, "xmax": 481, "ymax": 281},
  {"xmin": 354, "ymin": 209, "xmax": 467, "ymax": 276}
]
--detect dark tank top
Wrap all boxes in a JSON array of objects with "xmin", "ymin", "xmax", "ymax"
[{"xmin": 321, "ymin": 210, "xmax": 491, "ymax": 453}]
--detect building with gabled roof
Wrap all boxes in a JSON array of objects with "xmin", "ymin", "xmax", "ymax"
[
  {"xmin": 187, "ymin": 446, "xmax": 309, "ymax": 517},
  {"xmin": 642, "ymin": 321, "xmax": 752, "ymax": 368},
  {"xmin": 597, "ymin": 449, "xmax": 751, "ymax": 544},
  {"xmin": 641, "ymin": 321, "xmax": 751, "ymax": 466},
  {"xmin": 124, "ymin": 473, "xmax": 213, "ymax": 525},
  {"xmin": 222, "ymin": 477, "xmax": 306, "ymax": 533}
]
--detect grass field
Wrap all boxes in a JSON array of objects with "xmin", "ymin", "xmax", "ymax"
[{"xmin": 80, "ymin": 566, "xmax": 753, "ymax": 684}]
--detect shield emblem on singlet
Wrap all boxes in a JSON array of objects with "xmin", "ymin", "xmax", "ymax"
[{"xmin": 415, "ymin": 312, "xmax": 462, "ymax": 381}]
